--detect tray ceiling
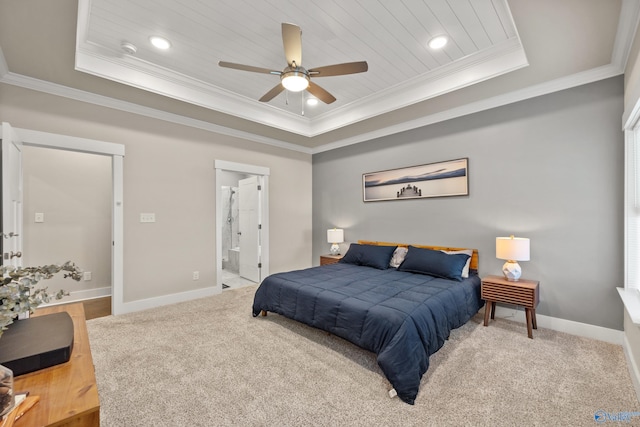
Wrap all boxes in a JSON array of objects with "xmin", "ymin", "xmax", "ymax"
[{"xmin": 76, "ymin": 0, "xmax": 528, "ymax": 137}]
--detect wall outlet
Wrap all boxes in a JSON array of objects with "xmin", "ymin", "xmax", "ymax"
[
  {"xmin": 34, "ymin": 212, "xmax": 44, "ymax": 223},
  {"xmin": 192, "ymin": 271, "xmax": 199, "ymax": 280},
  {"xmin": 83, "ymin": 271, "xmax": 92, "ymax": 281},
  {"xmin": 140, "ymin": 213, "xmax": 156, "ymax": 223}
]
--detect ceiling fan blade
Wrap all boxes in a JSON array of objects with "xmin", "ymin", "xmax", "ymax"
[
  {"xmin": 308, "ymin": 61, "xmax": 369, "ymax": 77},
  {"xmin": 218, "ymin": 61, "xmax": 281, "ymax": 75},
  {"xmin": 259, "ymin": 84, "xmax": 285, "ymax": 102},
  {"xmin": 307, "ymin": 81, "xmax": 336, "ymax": 104},
  {"xmin": 282, "ymin": 23, "xmax": 302, "ymax": 67}
]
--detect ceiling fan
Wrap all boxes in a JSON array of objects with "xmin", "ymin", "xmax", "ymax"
[{"xmin": 218, "ymin": 23, "xmax": 368, "ymax": 104}]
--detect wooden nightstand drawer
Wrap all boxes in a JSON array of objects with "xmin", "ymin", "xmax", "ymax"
[
  {"xmin": 320, "ymin": 254, "xmax": 342, "ymax": 265},
  {"xmin": 481, "ymin": 281, "xmax": 537, "ymax": 308},
  {"xmin": 482, "ymin": 275, "xmax": 540, "ymax": 339}
]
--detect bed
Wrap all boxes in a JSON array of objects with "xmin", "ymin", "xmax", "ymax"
[{"xmin": 252, "ymin": 240, "xmax": 482, "ymax": 405}]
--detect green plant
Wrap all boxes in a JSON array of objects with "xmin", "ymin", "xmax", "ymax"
[{"xmin": 0, "ymin": 261, "xmax": 82, "ymax": 335}]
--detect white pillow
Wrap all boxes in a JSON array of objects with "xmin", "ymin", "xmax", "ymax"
[
  {"xmin": 441, "ymin": 249, "xmax": 473, "ymax": 278},
  {"xmin": 389, "ymin": 246, "xmax": 408, "ymax": 268}
]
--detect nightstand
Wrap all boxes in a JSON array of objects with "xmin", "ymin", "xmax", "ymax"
[
  {"xmin": 320, "ymin": 254, "xmax": 343, "ymax": 265},
  {"xmin": 481, "ymin": 275, "xmax": 540, "ymax": 339}
]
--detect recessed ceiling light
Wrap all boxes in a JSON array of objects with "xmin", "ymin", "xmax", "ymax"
[
  {"xmin": 428, "ymin": 35, "xmax": 448, "ymax": 50},
  {"xmin": 150, "ymin": 36, "xmax": 171, "ymax": 50},
  {"xmin": 306, "ymin": 97, "xmax": 318, "ymax": 106}
]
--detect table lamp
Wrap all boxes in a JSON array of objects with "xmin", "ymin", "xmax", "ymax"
[
  {"xmin": 496, "ymin": 235, "xmax": 530, "ymax": 281},
  {"xmin": 327, "ymin": 228, "xmax": 344, "ymax": 255}
]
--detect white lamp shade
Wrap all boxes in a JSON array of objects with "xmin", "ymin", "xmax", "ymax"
[
  {"xmin": 496, "ymin": 236, "xmax": 530, "ymax": 261},
  {"xmin": 327, "ymin": 229, "xmax": 344, "ymax": 244}
]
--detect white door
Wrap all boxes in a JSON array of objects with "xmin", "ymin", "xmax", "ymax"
[
  {"xmin": 1, "ymin": 123, "xmax": 23, "ymax": 268},
  {"xmin": 239, "ymin": 176, "xmax": 260, "ymax": 282}
]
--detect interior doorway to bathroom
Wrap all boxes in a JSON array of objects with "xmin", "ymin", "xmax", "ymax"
[{"xmin": 215, "ymin": 160, "xmax": 270, "ymax": 292}]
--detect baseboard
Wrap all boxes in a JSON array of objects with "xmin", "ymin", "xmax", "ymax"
[
  {"xmin": 492, "ymin": 306, "xmax": 623, "ymax": 345},
  {"xmin": 115, "ymin": 286, "xmax": 220, "ymax": 315},
  {"xmin": 61, "ymin": 285, "xmax": 621, "ymax": 344},
  {"xmin": 41, "ymin": 286, "xmax": 112, "ymax": 307},
  {"xmin": 622, "ymin": 333, "xmax": 640, "ymax": 402}
]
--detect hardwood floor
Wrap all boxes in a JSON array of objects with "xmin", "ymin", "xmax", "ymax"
[{"xmin": 59, "ymin": 297, "xmax": 111, "ymax": 320}]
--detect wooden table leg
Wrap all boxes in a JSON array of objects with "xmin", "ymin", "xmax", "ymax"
[
  {"xmin": 484, "ymin": 301, "xmax": 492, "ymax": 326},
  {"xmin": 490, "ymin": 301, "xmax": 496, "ymax": 320},
  {"xmin": 525, "ymin": 308, "xmax": 533, "ymax": 339},
  {"xmin": 531, "ymin": 309, "xmax": 537, "ymax": 330}
]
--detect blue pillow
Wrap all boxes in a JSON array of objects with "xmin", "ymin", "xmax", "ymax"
[
  {"xmin": 397, "ymin": 246, "xmax": 470, "ymax": 281},
  {"xmin": 339, "ymin": 244, "xmax": 397, "ymax": 270}
]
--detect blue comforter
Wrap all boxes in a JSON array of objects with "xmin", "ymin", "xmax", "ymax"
[{"xmin": 252, "ymin": 263, "xmax": 482, "ymax": 404}]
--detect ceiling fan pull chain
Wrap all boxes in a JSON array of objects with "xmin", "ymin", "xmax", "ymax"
[{"xmin": 301, "ymin": 91, "xmax": 305, "ymax": 116}]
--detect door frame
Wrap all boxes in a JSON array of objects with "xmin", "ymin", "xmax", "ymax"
[
  {"xmin": 11, "ymin": 127, "xmax": 125, "ymax": 315},
  {"xmin": 215, "ymin": 160, "xmax": 269, "ymax": 291}
]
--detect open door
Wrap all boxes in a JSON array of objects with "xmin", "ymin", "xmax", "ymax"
[
  {"xmin": 238, "ymin": 175, "xmax": 261, "ymax": 282},
  {"xmin": 1, "ymin": 123, "xmax": 23, "ymax": 268}
]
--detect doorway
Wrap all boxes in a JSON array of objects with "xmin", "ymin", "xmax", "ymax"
[
  {"xmin": 215, "ymin": 160, "xmax": 269, "ymax": 291},
  {"xmin": 2, "ymin": 123, "xmax": 125, "ymax": 315}
]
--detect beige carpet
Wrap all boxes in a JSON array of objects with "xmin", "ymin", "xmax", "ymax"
[{"xmin": 87, "ymin": 285, "xmax": 640, "ymax": 426}]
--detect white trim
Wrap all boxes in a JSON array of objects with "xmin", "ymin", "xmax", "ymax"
[
  {"xmin": 116, "ymin": 286, "xmax": 218, "ymax": 315},
  {"xmin": 0, "ymin": 48, "xmax": 8, "ymax": 78},
  {"xmin": 10, "ymin": 127, "xmax": 126, "ymax": 317},
  {"xmin": 612, "ymin": 0, "xmax": 640, "ymax": 71},
  {"xmin": 3, "ymin": 63, "xmax": 621, "ymax": 156},
  {"xmin": 15, "ymin": 128, "xmax": 124, "ymax": 156},
  {"xmin": 491, "ymin": 305, "xmax": 623, "ymax": 345},
  {"xmin": 0, "ymin": 57, "xmax": 626, "ymax": 156},
  {"xmin": 619, "ymin": 288, "xmax": 640, "ymax": 325},
  {"xmin": 214, "ymin": 160, "xmax": 270, "ymax": 176},
  {"xmin": 622, "ymin": 332, "xmax": 640, "ymax": 402},
  {"xmin": 41, "ymin": 286, "xmax": 111, "ymax": 307},
  {"xmin": 112, "ymin": 155, "xmax": 125, "ymax": 315}
]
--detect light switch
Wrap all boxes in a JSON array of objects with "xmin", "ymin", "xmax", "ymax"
[
  {"xmin": 140, "ymin": 213, "xmax": 156, "ymax": 223},
  {"xmin": 35, "ymin": 212, "xmax": 44, "ymax": 223}
]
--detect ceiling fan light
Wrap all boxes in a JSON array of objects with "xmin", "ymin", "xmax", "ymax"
[{"xmin": 281, "ymin": 71, "xmax": 309, "ymax": 92}]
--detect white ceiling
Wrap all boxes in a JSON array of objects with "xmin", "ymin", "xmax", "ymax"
[
  {"xmin": 76, "ymin": 0, "xmax": 527, "ymax": 137},
  {"xmin": 0, "ymin": 0, "xmax": 637, "ymax": 153}
]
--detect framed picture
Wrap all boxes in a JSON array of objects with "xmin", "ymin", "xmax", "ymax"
[{"xmin": 363, "ymin": 158, "xmax": 469, "ymax": 202}]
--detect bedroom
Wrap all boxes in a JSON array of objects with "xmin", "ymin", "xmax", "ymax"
[{"xmin": 1, "ymin": 0, "xmax": 640, "ymax": 424}]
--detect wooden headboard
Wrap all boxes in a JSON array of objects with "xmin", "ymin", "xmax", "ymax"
[{"xmin": 358, "ymin": 240, "xmax": 479, "ymax": 272}]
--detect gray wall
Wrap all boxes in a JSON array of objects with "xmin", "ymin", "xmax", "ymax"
[{"xmin": 313, "ymin": 76, "xmax": 624, "ymax": 330}]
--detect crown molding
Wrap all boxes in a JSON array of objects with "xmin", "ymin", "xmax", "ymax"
[
  {"xmin": 0, "ymin": 55, "xmax": 625, "ymax": 157},
  {"xmin": 0, "ymin": 68, "xmax": 312, "ymax": 154},
  {"xmin": 74, "ymin": 0, "xmax": 528, "ymax": 138},
  {"xmin": 312, "ymin": 63, "xmax": 623, "ymax": 154},
  {"xmin": 0, "ymin": 47, "xmax": 8, "ymax": 78},
  {"xmin": 612, "ymin": 0, "xmax": 640, "ymax": 70},
  {"xmin": 74, "ymin": 36, "xmax": 528, "ymax": 138}
]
